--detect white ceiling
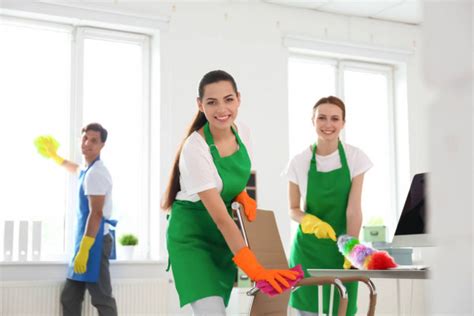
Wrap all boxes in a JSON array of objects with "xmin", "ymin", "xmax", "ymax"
[
  {"xmin": 264, "ymin": 0, "xmax": 423, "ymax": 25},
  {"xmin": 37, "ymin": 0, "xmax": 423, "ymax": 25}
]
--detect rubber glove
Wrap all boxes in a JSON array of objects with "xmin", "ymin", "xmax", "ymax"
[
  {"xmin": 343, "ymin": 257, "xmax": 352, "ymax": 269},
  {"xmin": 73, "ymin": 236, "xmax": 95, "ymax": 274},
  {"xmin": 256, "ymin": 264, "xmax": 304, "ymax": 297},
  {"xmin": 33, "ymin": 135, "xmax": 64, "ymax": 165},
  {"xmin": 301, "ymin": 214, "xmax": 336, "ymax": 241},
  {"xmin": 234, "ymin": 191, "xmax": 257, "ymax": 221},
  {"xmin": 233, "ymin": 246, "xmax": 299, "ymax": 293}
]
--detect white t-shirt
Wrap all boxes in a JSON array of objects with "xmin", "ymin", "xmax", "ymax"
[
  {"xmin": 283, "ymin": 143, "xmax": 373, "ymax": 203},
  {"xmin": 176, "ymin": 121, "xmax": 253, "ymax": 202},
  {"xmin": 83, "ymin": 160, "xmax": 113, "ymax": 235}
]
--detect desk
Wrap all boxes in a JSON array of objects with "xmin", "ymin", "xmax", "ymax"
[
  {"xmin": 308, "ymin": 268, "xmax": 429, "ymax": 280},
  {"xmin": 308, "ymin": 268, "xmax": 430, "ymax": 316}
]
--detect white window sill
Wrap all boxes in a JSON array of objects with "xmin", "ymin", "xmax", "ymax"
[
  {"xmin": 0, "ymin": 259, "xmax": 169, "ymax": 282},
  {"xmin": 0, "ymin": 259, "xmax": 166, "ymax": 265}
]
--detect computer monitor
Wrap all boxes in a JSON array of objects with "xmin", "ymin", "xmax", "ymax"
[{"xmin": 390, "ymin": 173, "xmax": 434, "ymax": 247}]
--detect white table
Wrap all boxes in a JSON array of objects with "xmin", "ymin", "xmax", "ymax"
[
  {"xmin": 308, "ymin": 268, "xmax": 430, "ymax": 315},
  {"xmin": 308, "ymin": 267, "xmax": 429, "ymax": 280}
]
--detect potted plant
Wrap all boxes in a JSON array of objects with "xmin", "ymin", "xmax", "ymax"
[{"xmin": 119, "ymin": 233, "xmax": 139, "ymax": 260}]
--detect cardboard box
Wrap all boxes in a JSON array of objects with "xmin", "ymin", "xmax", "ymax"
[
  {"xmin": 378, "ymin": 247, "xmax": 413, "ymax": 265},
  {"xmin": 363, "ymin": 225, "xmax": 387, "ymax": 242}
]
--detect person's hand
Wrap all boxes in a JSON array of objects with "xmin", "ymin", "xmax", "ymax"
[
  {"xmin": 301, "ymin": 214, "xmax": 336, "ymax": 241},
  {"xmin": 73, "ymin": 236, "xmax": 95, "ymax": 274},
  {"xmin": 233, "ymin": 247, "xmax": 300, "ymax": 293},
  {"xmin": 33, "ymin": 135, "xmax": 64, "ymax": 165},
  {"xmin": 256, "ymin": 264, "xmax": 304, "ymax": 297},
  {"xmin": 234, "ymin": 191, "xmax": 257, "ymax": 221},
  {"xmin": 343, "ymin": 257, "xmax": 353, "ymax": 269},
  {"xmin": 252, "ymin": 268, "xmax": 298, "ymax": 293}
]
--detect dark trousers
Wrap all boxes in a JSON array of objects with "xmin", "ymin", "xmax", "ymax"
[{"xmin": 60, "ymin": 234, "xmax": 117, "ymax": 316}]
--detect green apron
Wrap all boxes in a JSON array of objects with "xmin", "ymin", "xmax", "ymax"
[
  {"xmin": 167, "ymin": 123, "xmax": 251, "ymax": 307},
  {"xmin": 289, "ymin": 141, "xmax": 358, "ymax": 315}
]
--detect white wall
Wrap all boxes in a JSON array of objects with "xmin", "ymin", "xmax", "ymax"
[
  {"xmin": 158, "ymin": 3, "xmax": 427, "ymax": 253},
  {"xmin": 423, "ymin": 1, "xmax": 473, "ymax": 314}
]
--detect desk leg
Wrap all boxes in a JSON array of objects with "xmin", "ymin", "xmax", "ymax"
[{"xmin": 396, "ymin": 279, "xmax": 401, "ymax": 316}]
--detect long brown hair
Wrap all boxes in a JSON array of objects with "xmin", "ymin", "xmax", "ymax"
[{"xmin": 161, "ymin": 70, "xmax": 238, "ymax": 210}]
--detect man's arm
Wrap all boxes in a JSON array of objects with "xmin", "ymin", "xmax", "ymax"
[
  {"xmin": 84, "ymin": 195, "xmax": 105, "ymax": 237},
  {"xmin": 59, "ymin": 159, "xmax": 80, "ymax": 174},
  {"xmin": 73, "ymin": 194, "xmax": 105, "ymax": 274}
]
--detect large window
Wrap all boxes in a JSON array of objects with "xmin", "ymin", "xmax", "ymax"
[
  {"xmin": 0, "ymin": 17, "xmax": 152, "ymax": 261},
  {"xmin": 288, "ymin": 55, "xmax": 405, "ymax": 238}
]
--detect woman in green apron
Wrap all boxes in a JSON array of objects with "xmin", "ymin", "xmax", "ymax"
[
  {"xmin": 285, "ymin": 96, "xmax": 373, "ymax": 316},
  {"xmin": 162, "ymin": 70, "xmax": 299, "ymax": 315}
]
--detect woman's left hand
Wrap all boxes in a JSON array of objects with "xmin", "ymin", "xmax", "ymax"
[{"xmin": 234, "ymin": 191, "xmax": 257, "ymax": 221}]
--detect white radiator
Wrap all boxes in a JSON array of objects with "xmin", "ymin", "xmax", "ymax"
[{"xmin": 1, "ymin": 278, "xmax": 169, "ymax": 316}]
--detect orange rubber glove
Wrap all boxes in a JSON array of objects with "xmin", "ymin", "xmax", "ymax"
[
  {"xmin": 233, "ymin": 246, "xmax": 299, "ymax": 293},
  {"xmin": 301, "ymin": 214, "xmax": 337, "ymax": 241},
  {"xmin": 234, "ymin": 191, "xmax": 257, "ymax": 221},
  {"xmin": 73, "ymin": 236, "xmax": 95, "ymax": 274}
]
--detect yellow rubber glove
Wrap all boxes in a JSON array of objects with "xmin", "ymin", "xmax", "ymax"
[
  {"xmin": 343, "ymin": 257, "xmax": 352, "ymax": 269},
  {"xmin": 33, "ymin": 135, "xmax": 64, "ymax": 165},
  {"xmin": 301, "ymin": 214, "xmax": 337, "ymax": 241},
  {"xmin": 73, "ymin": 236, "xmax": 95, "ymax": 274}
]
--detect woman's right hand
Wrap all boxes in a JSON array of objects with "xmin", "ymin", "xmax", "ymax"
[
  {"xmin": 301, "ymin": 214, "xmax": 337, "ymax": 241},
  {"xmin": 252, "ymin": 267, "xmax": 300, "ymax": 293},
  {"xmin": 233, "ymin": 246, "xmax": 300, "ymax": 293}
]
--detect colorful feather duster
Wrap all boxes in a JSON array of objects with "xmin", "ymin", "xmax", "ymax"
[{"xmin": 337, "ymin": 235, "xmax": 397, "ymax": 270}]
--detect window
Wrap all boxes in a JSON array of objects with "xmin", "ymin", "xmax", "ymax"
[
  {"xmin": 0, "ymin": 17, "xmax": 153, "ymax": 261},
  {"xmin": 288, "ymin": 55, "xmax": 406, "ymax": 238},
  {"xmin": 288, "ymin": 56, "xmax": 336, "ymax": 158}
]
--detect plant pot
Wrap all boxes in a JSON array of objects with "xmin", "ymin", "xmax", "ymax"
[{"xmin": 121, "ymin": 245, "xmax": 135, "ymax": 260}]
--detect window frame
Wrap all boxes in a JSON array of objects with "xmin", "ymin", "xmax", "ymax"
[
  {"xmin": 67, "ymin": 26, "xmax": 153, "ymax": 257},
  {"xmin": 1, "ymin": 15, "xmax": 156, "ymax": 261},
  {"xmin": 339, "ymin": 60, "xmax": 399, "ymax": 231},
  {"xmin": 288, "ymin": 52, "xmax": 406, "ymax": 238}
]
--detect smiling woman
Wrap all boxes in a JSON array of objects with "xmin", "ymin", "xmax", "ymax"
[
  {"xmin": 162, "ymin": 70, "xmax": 300, "ymax": 315},
  {"xmin": 283, "ymin": 95, "xmax": 373, "ymax": 316}
]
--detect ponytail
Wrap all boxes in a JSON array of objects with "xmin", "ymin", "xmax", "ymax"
[{"xmin": 161, "ymin": 111, "xmax": 208, "ymax": 210}]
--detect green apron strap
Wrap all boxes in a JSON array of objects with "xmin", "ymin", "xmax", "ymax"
[
  {"xmin": 337, "ymin": 140, "xmax": 349, "ymax": 170},
  {"xmin": 203, "ymin": 122, "xmax": 241, "ymax": 161},
  {"xmin": 313, "ymin": 141, "xmax": 347, "ymax": 172},
  {"xmin": 203, "ymin": 123, "xmax": 220, "ymax": 161},
  {"xmin": 311, "ymin": 143, "xmax": 318, "ymax": 171}
]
